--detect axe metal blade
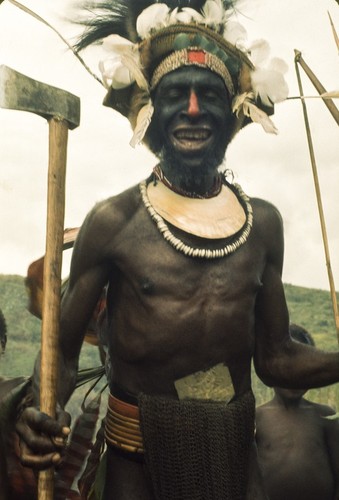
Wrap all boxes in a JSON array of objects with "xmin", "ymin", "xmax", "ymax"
[{"xmin": 0, "ymin": 65, "xmax": 80, "ymax": 129}]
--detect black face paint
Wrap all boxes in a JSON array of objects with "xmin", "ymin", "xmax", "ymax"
[{"xmin": 146, "ymin": 66, "xmax": 236, "ymax": 189}]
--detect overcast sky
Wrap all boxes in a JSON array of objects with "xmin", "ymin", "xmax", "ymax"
[{"xmin": 0, "ymin": 0, "xmax": 338, "ymax": 293}]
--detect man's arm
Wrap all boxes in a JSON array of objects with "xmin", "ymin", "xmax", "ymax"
[
  {"xmin": 16, "ymin": 201, "xmax": 113, "ymax": 468},
  {"xmin": 253, "ymin": 202, "xmax": 339, "ymax": 389},
  {"xmin": 36, "ymin": 204, "xmax": 112, "ymax": 407}
]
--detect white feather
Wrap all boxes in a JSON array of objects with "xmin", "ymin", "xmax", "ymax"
[
  {"xmin": 201, "ymin": 0, "xmax": 225, "ymax": 25},
  {"xmin": 102, "ymin": 34, "xmax": 134, "ymax": 53},
  {"xmin": 321, "ymin": 91, "xmax": 339, "ymax": 98},
  {"xmin": 120, "ymin": 53, "xmax": 149, "ymax": 91},
  {"xmin": 232, "ymin": 92, "xmax": 278, "ymax": 134},
  {"xmin": 232, "ymin": 92, "xmax": 248, "ymax": 115},
  {"xmin": 99, "ymin": 57, "xmax": 134, "ymax": 89},
  {"xmin": 249, "ymin": 42, "xmax": 289, "ymax": 106},
  {"xmin": 168, "ymin": 7, "xmax": 179, "ymax": 25},
  {"xmin": 136, "ymin": 4, "xmax": 170, "ymax": 39},
  {"xmin": 249, "ymin": 39, "xmax": 270, "ymax": 66},
  {"xmin": 223, "ymin": 21, "xmax": 247, "ymax": 47},
  {"xmin": 243, "ymin": 100, "xmax": 278, "ymax": 134},
  {"xmin": 251, "ymin": 67, "xmax": 289, "ymax": 105},
  {"xmin": 268, "ymin": 57, "xmax": 289, "ymax": 75},
  {"xmin": 176, "ymin": 7, "xmax": 203, "ymax": 24},
  {"xmin": 130, "ymin": 101, "xmax": 154, "ymax": 148},
  {"xmin": 99, "ymin": 34, "xmax": 148, "ymax": 91}
]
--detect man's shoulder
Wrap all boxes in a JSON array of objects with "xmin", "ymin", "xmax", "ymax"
[
  {"xmin": 250, "ymin": 196, "xmax": 281, "ymax": 216},
  {"xmin": 79, "ymin": 182, "xmax": 143, "ymax": 241},
  {"xmin": 97, "ymin": 183, "xmax": 141, "ymax": 208},
  {"xmin": 249, "ymin": 196, "xmax": 283, "ymax": 235},
  {"xmin": 89, "ymin": 183, "xmax": 141, "ymax": 220}
]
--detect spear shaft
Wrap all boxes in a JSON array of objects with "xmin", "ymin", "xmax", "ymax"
[
  {"xmin": 294, "ymin": 50, "xmax": 339, "ymax": 126},
  {"xmin": 327, "ymin": 11, "xmax": 339, "ymax": 54},
  {"xmin": 294, "ymin": 53, "xmax": 339, "ymax": 344}
]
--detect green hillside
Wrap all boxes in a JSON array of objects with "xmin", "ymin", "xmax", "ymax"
[
  {"xmin": 0, "ymin": 274, "xmax": 101, "ymax": 377},
  {"xmin": 0, "ymin": 275, "xmax": 338, "ymax": 409},
  {"xmin": 284, "ymin": 283, "xmax": 338, "ymax": 352}
]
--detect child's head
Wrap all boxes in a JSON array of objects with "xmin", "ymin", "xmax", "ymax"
[{"xmin": 274, "ymin": 324, "xmax": 314, "ymax": 400}]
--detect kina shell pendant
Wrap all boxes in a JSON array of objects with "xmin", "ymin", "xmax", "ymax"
[{"xmin": 140, "ymin": 179, "xmax": 253, "ymax": 260}]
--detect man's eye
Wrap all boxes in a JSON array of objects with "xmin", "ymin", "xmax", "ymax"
[
  {"xmin": 164, "ymin": 89, "xmax": 183, "ymax": 99},
  {"xmin": 203, "ymin": 91, "xmax": 219, "ymax": 101}
]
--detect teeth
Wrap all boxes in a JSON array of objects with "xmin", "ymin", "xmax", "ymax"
[{"xmin": 175, "ymin": 130, "xmax": 210, "ymax": 140}]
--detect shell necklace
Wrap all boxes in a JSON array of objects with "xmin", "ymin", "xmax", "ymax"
[{"xmin": 139, "ymin": 176, "xmax": 253, "ymax": 259}]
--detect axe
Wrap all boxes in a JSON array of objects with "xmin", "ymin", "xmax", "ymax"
[{"xmin": 0, "ymin": 65, "xmax": 80, "ymax": 499}]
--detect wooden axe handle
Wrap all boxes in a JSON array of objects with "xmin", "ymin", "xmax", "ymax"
[{"xmin": 38, "ymin": 117, "xmax": 68, "ymax": 500}]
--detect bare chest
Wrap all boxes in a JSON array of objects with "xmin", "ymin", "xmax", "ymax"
[
  {"xmin": 257, "ymin": 407, "xmax": 328, "ymax": 458},
  {"xmin": 105, "ymin": 208, "xmax": 264, "ymax": 372}
]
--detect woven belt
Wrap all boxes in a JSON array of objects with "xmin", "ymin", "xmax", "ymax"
[{"xmin": 105, "ymin": 393, "xmax": 144, "ymax": 454}]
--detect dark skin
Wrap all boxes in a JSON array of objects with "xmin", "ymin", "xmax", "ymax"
[
  {"xmin": 256, "ymin": 386, "xmax": 339, "ymax": 500},
  {"xmin": 16, "ymin": 67, "xmax": 339, "ymax": 499}
]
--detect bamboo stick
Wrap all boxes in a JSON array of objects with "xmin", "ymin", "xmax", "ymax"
[
  {"xmin": 294, "ymin": 53, "xmax": 339, "ymax": 345},
  {"xmin": 294, "ymin": 50, "xmax": 339, "ymax": 126}
]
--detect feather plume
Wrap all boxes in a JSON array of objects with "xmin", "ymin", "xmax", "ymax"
[
  {"xmin": 223, "ymin": 21, "xmax": 247, "ymax": 48},
  {"xmin": 99, "ymin": 57, "xmax": 132, "ymax": 89},
  {"xmin": 168, "ymin": 7, "xmax": 180, "ymax": 24},
  {"xmin": 137, "ymin": 3, "xmax": 171, "ymax": 39},
  {"xmin": 121, "ymin": 52, "xmax": 149, "ymax": 90},
  {"xmin": 99, "ymin": 35, "xmax": 134, "ymax": 88},
  {"xmin": 130, "ymin": 100, "xmax": 154, "ymax": 147},
  {"xmin": 232, "ymin": 92, "xmax": 278, "ymax": 134},
  {"xmin": 251, "ymin": 62, "xmax": 288, "ymax": 106},
  {"xmin": 99, "ymin": 34, "xmax": 149, "ymax": 90},
  {"xmin": 268, "ymin": 57, "xmax": 289, "ymax": 75},
  {"xmin": 248, "ymin": 39, "xmax": 270, "ymax": 66},
  {"xmin": 232, "ymin": 91, "xmax": 247, "ymax": 116},
  {"xmin": 201, "ymin": 0, "xmax": 226, "ymax": 26},
  {"xmin": 287, "ymin": 91, "xmax": 339, "ymax": 100},
  {"xmin": 75, "ymin": 1, "xmax": 154, "ymax": 49},
  {"xmin": 176, "ymin": 7, "xmax": 204, "ymax": 23},
  {"xmin": 163, "ymin": 0, "xmax": 206, "ymax": 9},
  {"xmin": 163, "ymin": 0, "xmax": 235, "ymax": 10},
  {"xmin": 102, "ymin": 33, "xmax": 135, "ymax": 52},
  {"xmin": 321, "ymin": 91, "xmax": 339, "ymax": 98},
  {"xmin": 243, "ymin": 101, "xmax": 278, "ymax": 134},
  {"xmin": 248, "ymin": 40, "xmax": 289, "ymax": 106},
  {"xmin": 75, "ymin": 0, "xmax": 237, "ymax": 50}
]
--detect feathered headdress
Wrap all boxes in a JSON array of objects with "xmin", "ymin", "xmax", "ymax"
[{"xmin": 76, "ymin": 0, "xmax": 289, "ymax": 147}]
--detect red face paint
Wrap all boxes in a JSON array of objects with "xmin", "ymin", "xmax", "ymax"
[{"xmin": 187, "ymin": 90, "xmax": 200, "ymax": 116}]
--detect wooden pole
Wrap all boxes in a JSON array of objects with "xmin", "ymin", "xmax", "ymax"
[
  {"xmin": 294, "ymin": 50, "xmax": 339, "ymax": 126},
  {"xmin": 328, "ymin": 11, "xmax": 339, "ymax": 54},
  {"xmin": 294, "ymin": 53, "xmax": 339, "ymax": 345},
  {"xmin": 38, "ymin": 118, "xmax": 68, "ymax": 500}
]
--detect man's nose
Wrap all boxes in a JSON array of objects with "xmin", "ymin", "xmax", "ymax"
[{"xmin": 187, "ymin": 90, "xmax": 200, "ymax": 117}]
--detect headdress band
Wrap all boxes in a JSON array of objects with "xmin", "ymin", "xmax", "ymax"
[{"xmin": 151, "ymin": 48, "xmax": 234, "ymax": 95}]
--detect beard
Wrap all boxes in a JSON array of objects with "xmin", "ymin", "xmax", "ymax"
[
  {"xmin": 161, "ymin": 139, "xmax": 226, "ymax": 189},
  {"xmin": 147, "ymin": 124, "xmax": 233, "ymax": 192}
]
